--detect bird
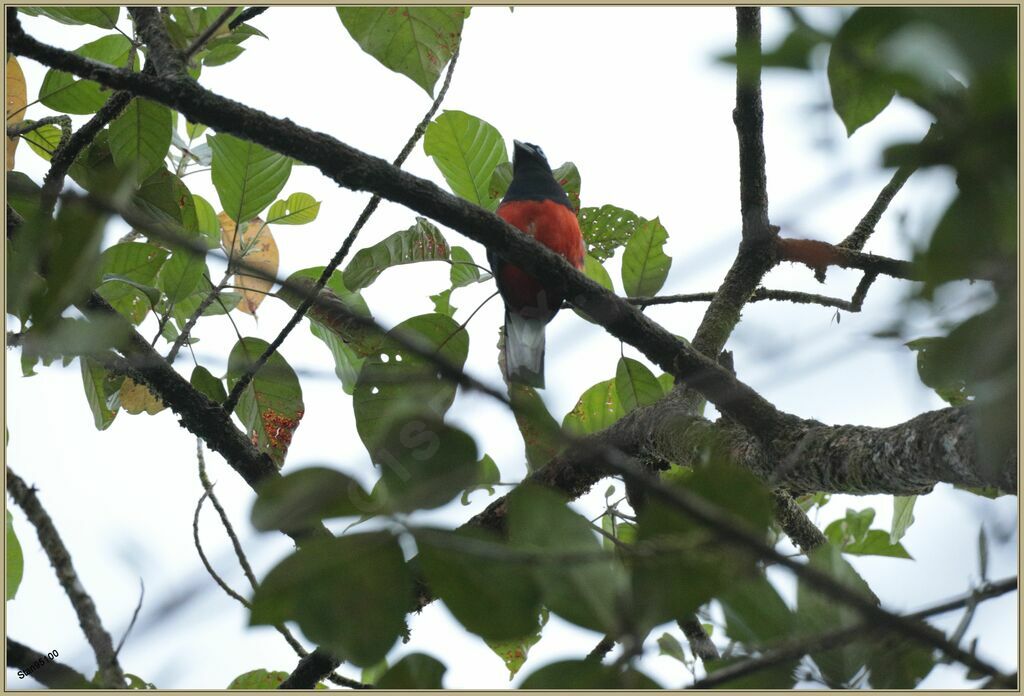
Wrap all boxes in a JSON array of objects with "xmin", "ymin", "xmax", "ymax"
[{"xmin": 489, "ymin": 140, "xmax": 584, "ymax": 388}]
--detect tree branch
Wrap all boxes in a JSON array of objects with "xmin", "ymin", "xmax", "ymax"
[
  {"xmin": 6, "ymin": 638, "xmax": 93, "ymax": 689},
  {"xmin": 733, "ymin": 7, "xmax": 770, "ymax": 241},
  {"xmin": 128, "ymin": 7, "xmax": 187, "ymax": 76},
  {"xmin": 6, "ymin": 16, "xmax": 796, "ymax": 441},
  {"xmin": 229, "ymin": 6, "xmax": 267, "ymax": 30},
  {"xmin": 692, "ymin": 576, "xmax": 1018, "ymax": 688},
  {"xmin": 222, "ymin": 44, "xmax": 461, "ymax": 415},
  {"xmin": 6, "ymin": 468, "xmax": 126, "ymax": 688},
  {"xmin": 185, "ymin": 6, "xmax": 236, "ymax": 62}
]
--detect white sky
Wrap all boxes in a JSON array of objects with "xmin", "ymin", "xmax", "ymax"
[{"xmin": 5, "ymin": 6, "xmax": 1017, "ymax": 690}]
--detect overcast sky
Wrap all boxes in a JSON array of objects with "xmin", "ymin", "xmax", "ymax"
[{"xmin": 6, "ymin": 6, "xmax": 1016, "ymax": 689}]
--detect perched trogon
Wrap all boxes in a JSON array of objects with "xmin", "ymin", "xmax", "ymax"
[{"xmin": 489, "ymin": 141, "xmax": 584, "ymax": 388}]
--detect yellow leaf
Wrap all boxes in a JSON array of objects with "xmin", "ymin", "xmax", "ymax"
[
  {"xmin": 6, "ymin": 56, "xmax": 27, "ymax": 171},
  {"xmin": 120, "ymin": 378, "xmax": 166, "ymax": 415},
  {"xmin": 219, "ymin": 212, "xmax": 279, "ymax": 315}
]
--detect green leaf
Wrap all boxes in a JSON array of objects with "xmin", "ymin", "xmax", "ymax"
[
  {"xmin": 226, "ymin": 337, "xmax": 305, "ymax": 467},
  {"xmin": 562, "ymin": 378, "xmax": 624, "ymax": 436},
  {"xmin": 843, "ymin": 530, "xmax": 912, "ymax": 559},
  {"xmin": 266, "ymin": 192, "xmax": 320, "ymax": 225},
  {"xmin": 573, "ymin": 254, "xmax": 614, "ymax": 323},
  {"xmin": 353, "ymin": 313, "xmax": 468, "ymax": 460},
  {"xmin": 449, "ymin": 245, "xmax": 481, "ymax": 287},
  {"xmin": 423, "ymin": 110, "xmax": 507, "ymax": 210},
  {"xmin": 192, "ymin": 194, "xmax": 222, "ymax": 249},
  {"xmin": 80, "ymin": 356, "xmax": 123, "ymax": 430},
  {"xmin": 551, "ymin": 161, "xmax": 582, "ymax": 212},
  {"xmin": 719, "ymin": 572, "xmax": 796, "ymax": 646},
  {"xmin": 336, "ymin": 7, "xmax": 467, "ymax": 94},
  {"xmin": 430, "ymin": 288, "xmax": 455, "ymax": 317},
  {"xmin": 6, "ymin": 509, "xmax": 24, "ymax": 601},
  {"xmin": 890, "ymin": 495, "xmax": 917, "ymax": 544},
  {"xmin": 416, "ymin": 526, "xmax": 542, "ymax": 641},
  {"xmin": 867, "ymin": 635, "xmax": 936, "ymax": 688},
  {"xmin": 485, "ymin": 609, "xmax": 547, "ymax": 680},
  {"xmin": 827, "ymin": 9, "xmax": 900, "ymax": 136},
  {"xmin": 344, "ymin": 217, "xmax": 450, "ymax": 290},
  {"xmin": 250, "ymin": 532, "xmax": 414, "ymax": 667},
  {"xmin": 621, "ymin": 217, "xmax": 672, "ymax": 297},
  {"xmin": 461, "ymin": 453, "xmax": 501, "ymax": 504},
  {"xmin": 251, "ymin": 466, "xmax": 374, "ymax": 531},
  {"xmin": 156, "ymin": 252, "xmax": 207, "ymax": 305},
  {"xmin": 108, "ymin": 98, "xmax": 173, "ymax": 184},
  {"xmin": 209, "ymin": 132, "xmax": 292, "ymax": 222},
  {"xmin": 657, "ymin": 633, "xmax": 688, "ymax": 664},
  {"xmin": 66, "ymin": 128, "xmax": 124, "ymax": 195},
  {"xmin": 39, "ymin": 35, "xmax": 137, "ymax": 114},
  {"xmin": 507, "ymin": 484, "xmax": 628, "ymax": 634},
  {"xmin": 22, "ymin": 123, "xmax": 63, "ymax": 161},
  {"xmin": 376, "ymin": 654, "xmax": 445, "ymax": 689},
  {"xmin": 632, "ymin": 461, "xmax": 771, "ymax": 631},
  {"xmin": 283, "ymin": 268, "xmax": 374, "ymax": 395},
  {"xmin": 133, "ymin": 168, "xmax": 199, "ymax": 234},
  {"xmin": 615, "ymin": 357, "xmax": 664, "ymax": 413},
  {"xmin": 578, "ymin": 204, "xmax": 643, "ymax": 262},
  {"xmin": 190, "ymin": 365, "xmax": 227, "ymax": 404},
  {"xmin": 203, "ymin": 43, "xmax": 245, "ymax": 67},
  {"xmin": 226, "ymin": 669, "xmax": 293, "ymax": 689},
  {"xmin": 508, "ymin": 382, "xmax": 563, "ymax": 473},
  {"xmin": 796, "ymin": 545, "xmax": 880, "ymax": 686},
  {"xmin": 376, "ymin": 419, "xmax": 479, "ymax": 512},
  {"xmin": 520, "ymin": 661, "xmax": 661, "ymax": 689},
  {"xmin": 20, "ymin": 6, "xmax": 119, "ymax": 28},
  {"xmin": 360, "ymin": 660, "xmax": 388, "ymax": 687},
  {"xmin": 281, "ymin": 268, "xmax": 374, "ymax": 394},
  {"xmin": 95, "ymin": 243, "xmax": 169, "ymax": 324}
]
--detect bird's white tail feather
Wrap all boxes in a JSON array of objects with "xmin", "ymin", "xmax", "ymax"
[{"xmin": 505, "ymin": 312, "xmax": 546, "ymax": 388}]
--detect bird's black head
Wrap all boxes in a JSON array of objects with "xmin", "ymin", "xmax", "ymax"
[{"xmin": 504, "ymin": 140, "xmax": 572, "ymax": 209}]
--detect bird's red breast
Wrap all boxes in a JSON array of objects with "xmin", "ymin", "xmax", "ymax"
[{"xmin": 495, "ymin": 198, "xmax": 584, "ymax": 316}]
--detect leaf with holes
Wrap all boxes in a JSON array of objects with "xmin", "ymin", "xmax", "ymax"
[
  {"xmin": 250, "ymin": 532, "xmax": 414, "ymax": 667},
  {"xmin": 344, "ymin": 217, "xmax": 450, "ymax": 291},
  {"xmin": 95, "ymin": 243, "xmax": 169, "ymax": 324},
  {"xmin": 220, "ymin": 214, "xmax": 278, "ymax": 315},
  {"xmin": 562, "ymin": 378, "xmax": 625, "ymax": 436},
  {"xmin": 39, "ymin": 35, "xmax": 138, "ymax": 114},
  {"xmin": 353, "ymin": 313, "xmax": 468, "ymax": 462},
  {"xmin": 22, "ymin": 123, "xmax": 63, "ymax": 162},
  {"xmin": 622, "ymin": 217, "xmax": 672, "ymax": 297},
  {"xmin": 337, "ymin": 7, "xmax": 468, "ymax": 95},
  {"xmin": 6, "ymin": 56, "xmax": 27, "ymax": 171},
  {"xmin": 282, "ymin": 268, "xmax": 376, "ymax": 395},
  {"xmin": 266, "ymin": 192, "xmax": 320, "ymax": 225},
  {"xmin": 578, "ymin": 205, "xmax": 643, "ymax": 262},
  {"xmin": 209, "ymin": 132, "xmax": 292, "ymax": 222},
  {"xmin": 424, "ymin": 110, "xmax": 507, "ymax": 210},
  {"xmin": 226, "ymin": 337, "xmax": 304, "ymax": 468},
  {"xmin": 615, "ymin": 357, "xmax": 664, "ymax": 413},
  {"xmin": 108, "ymin": 98, "xmax": 174, "ymax": 183}
]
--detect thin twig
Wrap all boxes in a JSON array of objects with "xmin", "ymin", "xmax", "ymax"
[
  {"xmin": 192, "ymin": 491, "xmax": 252, "ymax": 608},
  {"xmin": 6, "ymin": 113, "xmax": 71, "ymax": 140},
  {"xmin": 228, "ymin": 6, "xmax": 267, "ymax": 30},
  {"xmin": 196, "ymin": 440, "xmax": 258, "ymax": 588},
  {"xmin": 280, "ymin": 648, "xmax": 370, "ymax": 690},
  {"xmin": 6, "ymin": 468, "xmax": 127, "ymax": 688},
  {"xmin": 734, "ymin": 7, "xmax": 770, "ymax": 241},
  {"xmin": 167, "ymin": 274, "xmax": 228, "ymax": 363},
  {"xmin": 184, "ymin": 6, "xmax": 237, "ymax": 61},
  {"xmin": 221, "ymin": 45, "xmax": 462, "ymax": 415},
  {"xmin": 691, "ymin": 576, "xmax": 1018, "ymax": 688},
  {"xmin": 114, "ymin": 578, "xmax": 145, "ymax": 656}
]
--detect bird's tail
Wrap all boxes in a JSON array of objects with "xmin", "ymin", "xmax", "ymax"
[{"xmin": 504, "ymin": 311, "xmax": 546, "ymax": 388}]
